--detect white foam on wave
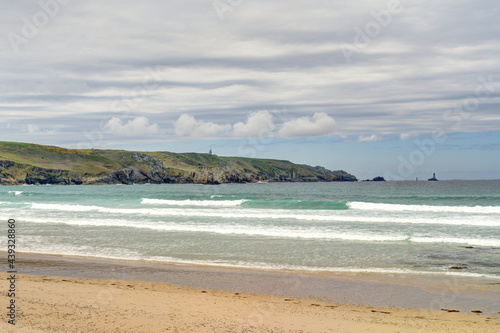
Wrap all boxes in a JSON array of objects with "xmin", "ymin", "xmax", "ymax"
[
  {"xmin": 141, "ymin": 198, "xmax": 247, "ymax": 207},
  {"xmin": 19, "ymin": 236, "xmax": 142, "ymax": 262},
  {"xmin": 23, "ymin": 216, "xmax": 406, "ymax": 241},
  {"xmin": 348, "ymin": 201, "xmax": 500, "ymax": 214},
  {"xmin": 23, "ymin": 216, "xmax": 500, "ymax": 247},
  {"xmin": 8, "ymin": 191, "xmax": 24, "ymax": 197},
  {"xmin": 410, "ymin": 236, "xmax": 500, "ymax": 247},
  {"xmin": 312, "ymin": 267, "xmax": 500, "ymax": 280},
  {"xmin": 28, "ymin": 203, "xmax": 500, "ymax": 227},
  {"xmin": 15, "ymin": 244, "xmax": 500, "ymax": 280}
]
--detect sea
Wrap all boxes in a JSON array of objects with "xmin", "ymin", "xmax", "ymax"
[{"xmin": 1, "ymin": 180, "xmax": 499, "ymax": 280}]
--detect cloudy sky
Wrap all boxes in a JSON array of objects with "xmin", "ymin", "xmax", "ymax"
[{"xmin": 1, "ymin": 0, "xmax": 499, "ymax": 179}]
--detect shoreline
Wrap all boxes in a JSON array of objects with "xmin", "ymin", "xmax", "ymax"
[{"xmin": 8, "ymin": 252, "xmax": 500, "ymax": 317}]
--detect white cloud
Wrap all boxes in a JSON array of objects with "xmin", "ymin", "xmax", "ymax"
[
  {"xmin": 173, "ymin": 114, "xmax": 197, "ymax": 136},
  {"xmin": 278, "ymin": 112, "xmax": 336, "ymax": 138},
  {"xmin": 174, "ymin": 112, "xmax": 338, "ymax": 139},
  {"xmin": 173, "ymin": 114, "xmax": 231, "ymax": 138},
  {"xmin": 358, "ymin": 134, "xmax": 382, "ymax": 142},
  {"xmin": 105, "ymin": 116, "xmax": 160, "ymax": 136},
  {"xmin": 232, "ymin": 110, "xmax": 274, "ymax": 138}
]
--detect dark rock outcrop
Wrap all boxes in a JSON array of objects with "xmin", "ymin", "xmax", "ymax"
[{"xmin": 363, "ymin": 176, "xmax": 385, "ymax": 182}]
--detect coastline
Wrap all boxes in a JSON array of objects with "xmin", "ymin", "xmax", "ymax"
[
  {"xmin": 0, "ymin": 142, "xmax": 358, "ymax": 185},
  {"xmin": 6, "ymin": 253, "xmax": 500, "ymax": 315}
]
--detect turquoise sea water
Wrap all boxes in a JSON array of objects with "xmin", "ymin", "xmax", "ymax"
[{"xmin": 1, "ymin": 181, "xmax": 499, "ymax": 279}]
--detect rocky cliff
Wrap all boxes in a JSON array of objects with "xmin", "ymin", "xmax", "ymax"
[{"xmin": 0, "ymin": 142, "xmax": 357, "ymax": 185}]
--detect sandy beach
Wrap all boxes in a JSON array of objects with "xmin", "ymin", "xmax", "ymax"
[
  {"xmin": 1, "ymin": 253, "xmax": 499, "ymax": 332},
  {"xmin": 1, "ymin": 273, "xmax": 499, "ymax": 333}
]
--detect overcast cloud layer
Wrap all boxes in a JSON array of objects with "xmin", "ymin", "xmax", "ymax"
[{"xmin": 0, "ymin": 0, "xmax": 499, "ymax": 178}]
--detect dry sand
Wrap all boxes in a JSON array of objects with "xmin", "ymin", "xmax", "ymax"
[{"xmin": 1, "ymin": 273, "xmax": 499, "ymax": 333}]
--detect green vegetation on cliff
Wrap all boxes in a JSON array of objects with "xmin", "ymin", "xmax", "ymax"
[{"xmin": 0, "ymin": 141, "xmax": 357, "ymax": 185}]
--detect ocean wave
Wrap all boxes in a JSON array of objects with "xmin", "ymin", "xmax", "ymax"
[
  {"xmin": 141, "ymin": 198, "xmax": 248, "ymax": 207},
  {"xmin": 410, "ymin": 236, "xmax": 500, "ymax": 247},
  {"xmin": 130, "ymin": 257, "xmax": 500, "ymax": 279},
  {"xmin": 348, "ymin": 201, "xmax": 500, "ymax": 214},
  {"xmin": 27, "ymin": 203, "xmax": 500, "ymax": 227},
  {"xmin": 242, "ymin": 199, "xmax": 349, "ymax": 210},
  {"xmin": 15, "ymin": 247, "xmax": 500, "ymax": 280},
  {"xmin": 22, "ymin": 217, "xmax": 499, "ymax": 246},
  {"xmin": 22, "ymin": 217, "xmax": 405, "ymax": 241},
  {"xmin": 140, "ymin": 199, "xmax": 499, "ymax": 212},
  {"xmin": 20, "ymin": 243, "xmax": 142, "ymax": 262},
  {"xmin": 28, "ymin": 200, "xmax": 500, "ymax": 215},
  {"xmin": 8, "ymin": 191, "xmax": 24, "ymax": 197}
]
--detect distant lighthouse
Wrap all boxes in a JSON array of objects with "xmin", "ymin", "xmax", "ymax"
[
  {"xmin": 209, "ymin": 146, "xmax": 213, "ymax": 155},
  {"xmin": 428, "ymin": 173, "xmax": 438, "ymax": 181}
]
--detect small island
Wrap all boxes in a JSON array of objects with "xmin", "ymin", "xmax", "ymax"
[
  {"xmin": 362, "ymin": 176, "xmax": 386, "ymax": 182},
  {"xmin": 0, "ymin": 141, "xmax": 357, "ymax": 185}
]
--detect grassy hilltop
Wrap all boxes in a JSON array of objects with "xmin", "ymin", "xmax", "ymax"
[{"xmin": 0, "ymin": 141, "xmax": 357, "ymax": 185}]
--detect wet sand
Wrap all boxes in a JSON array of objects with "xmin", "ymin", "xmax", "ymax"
[{"xmin": 1, "ymin": 252, "xmax": 499, "ymax": 332}]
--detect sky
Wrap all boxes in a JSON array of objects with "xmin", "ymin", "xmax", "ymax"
[{"xmin": 1, "ymin": 0, "xmax": 499, "ymax": 180}]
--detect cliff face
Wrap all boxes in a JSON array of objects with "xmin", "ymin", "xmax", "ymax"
[{"xmin": 0, "ymin": 142, "xmax": 357, "ymax": 185}]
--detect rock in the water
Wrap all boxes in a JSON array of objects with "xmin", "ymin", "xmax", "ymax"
[
  {"xmin": 372, "ymin": 176, "xmax": 385, "ymax": 181},
  {"xmin": 449, "ymin": 265, "xmax": 467, "ymax": 270}
]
